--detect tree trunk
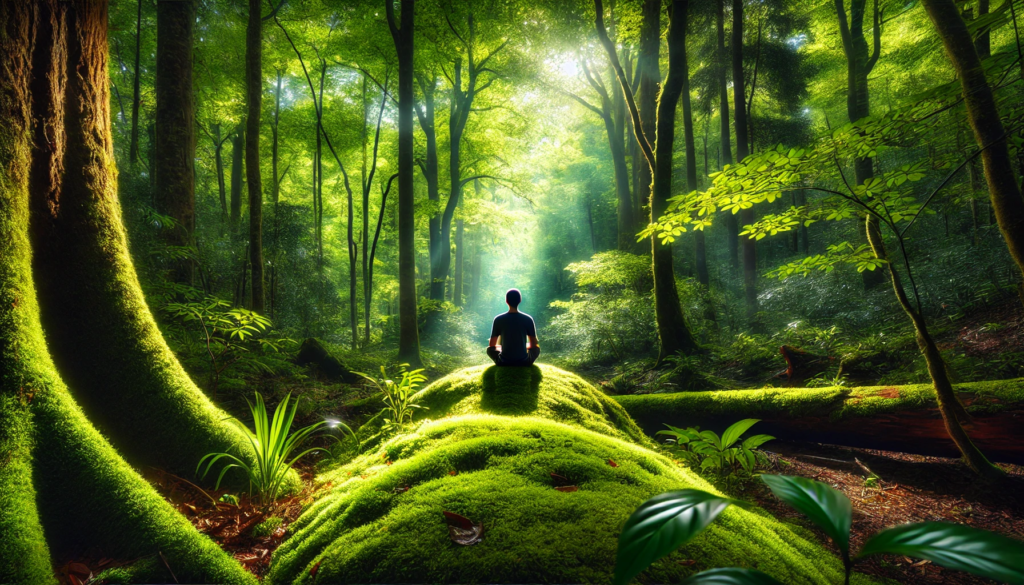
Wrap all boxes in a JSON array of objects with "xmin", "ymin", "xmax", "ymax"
[
  {"xmin": 616, "ymin": 382, "xmax": 1024, "ymax": 465},
  {"xmin": 609, "ymin": 66, "xmax": 637, "ymax": 250},
  {"xmin": 733, "ymin": 0, "xmax": 759, "ymax": 325},
  {"xmin": 797, "ymin": 189, "xmax": 810, "ymax": 253},
  {"xmin": 230, "ymin": 121, "xmax": 244, "ymax": 228},
  {"xmin": 636, "ymin": 0, "xmax": 659, "ymax": 247},
  {"xmin": 652, "ymin": 0, "xmax": 700, "ymax": 362},
  {"xmin": 415, "ymin": 74, "xmax": 443, "ymax": 300},
  {"xmin": 128, "ymin": 0, "xmax": 142, "ymax": 164},
  {"xmin": 923, "ymin": 0, "xmax": 1024, "ymax": 299},
  {"xmin": 154, "ymin": 0, "xmax": 195, "ymax": 283},
  {"xmin": 272, "ymin": 69, "xmax": 282, "ymax": 205},
  {"xmin": 388, "ymin": 0, "xmax": 422, "ymax": 367},
  {"xmin": 214, "ymin": 124, "xmax": 227, "ymax": 222},
  {"xmin": 27, "ymin": 0, "xmax": 264, "ymax": 487},
  {"xmin": 678, "ymin": 42, "xmax": 706, "ymax": 287},
  {"xmin": 2, "ymin": 5, "xmax": 263, "ymax": 581},
  {"xmin": 246, "ymin": 0, "xmax": 264, "ymax": 313}
]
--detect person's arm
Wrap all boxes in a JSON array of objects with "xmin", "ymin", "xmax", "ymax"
[
  {"xmin": 527, "ymin": 316, "xmax": 539, "ymax": 349},
  {"xmin": 488, "ymin": 335, "xmax": 499, "ymax": 348},
  {"xmin": 489, "ymin": 317, "xmax": 501, "ymax": 348}
]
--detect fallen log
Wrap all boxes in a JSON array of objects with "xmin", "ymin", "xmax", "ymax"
[
  {"xmin": 614, "ymin": 379, "xmax": 1024, "ymax": 464},
  {"xmin": 294, "ymin": 338, "xmax": 358, "ymax": 382}
]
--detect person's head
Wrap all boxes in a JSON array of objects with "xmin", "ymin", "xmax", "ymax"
[{"xmin": 505, "ymin": 288, "xmax": 522, "ymax": 309}]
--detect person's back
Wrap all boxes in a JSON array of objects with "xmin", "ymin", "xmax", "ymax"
[{"xmin": 487, "ymin": 289, "xmax": 540, "ymax": 366}]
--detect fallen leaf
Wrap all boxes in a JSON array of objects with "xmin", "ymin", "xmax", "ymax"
[
  {"xmin": 555, "ymin": 485, "xmax": 578, "ymax": 492},
  {"xmin": 448, "ymin": 470, "xmax": 458, "ymax": 476},
  {"xmin": 443, "ymin": 511, "xmax": 475, "ymax": 530},
  {"xmin": 68, "ymin": 563, "xmax": 90, "ymax": 576},
  {"xmin": 68, "ymin": 574, "xmax": 82, "ymax": 585},
  {"xmin": 393, "ymin": 485, "xmax": 410, "ymax": 493},
  {"xmin": 677, "ymin": 560, "xmax": 697, "ymax": 566},
  {"xmin": 448, "ymin": 523, "xmax": 485, "ymax": 546},
  {"xmin": 550, "ymin": 472, "xmax": 572, "ymax": 487},
  {"xmin": 607, "ymin": 459, "xmax": 619, "ymax": 468},
  {"xmin": 310, "ymin": 559, "xmax": 322, "ymax": 578}
]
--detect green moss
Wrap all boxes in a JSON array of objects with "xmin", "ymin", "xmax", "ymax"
[
  {"xmin": 615, "ymin": 378, "xmax": 1024, "ymax": 431},
  {"xmin": 253, "ymin": 516, "xmax": 284, "ymax": 538},
  {"xmin": 266, "ymin": 366, "xmax": 871, "ymax": 585}
]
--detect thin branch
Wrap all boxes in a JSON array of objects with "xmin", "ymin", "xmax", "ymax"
[
  {"xmin": 476, "ymin": 38, "xmax": 510, "ymax": 71},
  {"xmin": 261, "ymin": 0, "xmax": 288, "ymax": 21}
]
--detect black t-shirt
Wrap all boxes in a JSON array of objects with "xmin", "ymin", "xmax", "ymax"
[{"xmin": 490, "ymin": 311, "xmax": 537, "ymax": 361}]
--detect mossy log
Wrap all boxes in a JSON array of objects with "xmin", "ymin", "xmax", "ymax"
[
  {"xmin": 267, "ymin": 365, "xmax": 872, "ymax": 584},
  {"xmin": 614, "ymin": 379, "xmax": 1024, "ymax": 463},
  {"xmin": 1, "ymin": 6, "xmax": 255, "ymax": 582}
]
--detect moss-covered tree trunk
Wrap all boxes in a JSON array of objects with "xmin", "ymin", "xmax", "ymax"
[
  {"xmin": 153, "ymin": 0, "xmax": 195, "ymax": 283},
  {"xmin": 28, "ymin": 0, "xmax": 258, "ymax": 481},
  {"xmin": 387, "ymin": 0, "xmax": 422, "ymax": 368},
  {"xmin": 922, "ymin": 0, "xmax": 1024, "ymax": 301},
  {"xmin": 246, "ymin": 0, "xmax": 264, "ymax": 313},
  {"xmin": 1, "ymin": 4, "xmax": 257, "ymax": 582}
]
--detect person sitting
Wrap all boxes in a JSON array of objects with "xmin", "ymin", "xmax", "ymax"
[{"xmin": 487, "ymin": 288, "xmax": 540, "ymax": 367}]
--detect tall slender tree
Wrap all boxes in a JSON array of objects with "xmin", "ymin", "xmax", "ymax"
[
  {"xmin": 733, "ymin": 0, "xmax": 759, "ymax": 325},
  {"xmin": 596, "ymin": 0, "xmax": 700, "ymax": 363},
  {"xmin": 718, "ymin": 0, "xmax": 739, "ymax": 269},
  {"xmin": 128, "ymin": 0, "xmax": 143, "ymax": 164},
  {"xmin": 246, "ymin": 0, "xmax": 264, "ymax": 313},
  {"xmin": 387, "ymin": 0, "xmax": 422, "ymax": 367}
]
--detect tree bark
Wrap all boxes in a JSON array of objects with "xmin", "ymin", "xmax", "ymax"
[
  {"xmin": 128, "ymin": 0, "xmax": 142, "ymax": 164},
  {"xmin": 678, "ymin": 41, "xmax": 706, "ymax": 287},
  {"xmin": 923, "ymin": 0, "xmax": 1024, "ymax": 300},
  {"xmin": 154, "ymin": 0, "xmax": 195, "ymax": 283},
  {"xmin": 272, "ymin": 69, "xmax": 282, "ymax": 204},
  {"xmin": 213, "ymin": 124, "xmax": 228, "ymax": 222},
  {"xmin": 733, "ymin": 0, "xmax": 759, "ymax": 325},
  {"xmin": 387, "ymin": 0, "xmax": 422, "ymax": 367},
  {"xmin": 246, "ymin": 0, "xmax": 264, "ymax": 313}
]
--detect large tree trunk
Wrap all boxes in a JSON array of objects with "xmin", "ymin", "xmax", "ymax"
[
  {"xmin": 636, "ymin": 0, "xmax": 658, "ymax": 247},
  {"xmin": 923, "ymin": 0, "xmax": 1024, "ymax": 300},
  {"xmin": 609, "ymin": 65, "xmax": 636, "ymax": 250},
  {"xmin": 678, "ymin": 43, "xmax": 706, "ymax": 287},
  {"xmin": 387, "ymin": 0, "xmax": 422, "ymax": 367},
  {"xmin": 128, "ymin": 0, "xmax": 142, "ymax": 164},
  {"xmin": 616, "ymin": 381, "xmax": 1024, "ymax": 465},
  {"xmin": 214, "ymin": 124, "xmax": 228, "ymax": 223},
  {"xmin": 246, "ymin": 0, "xmax": 264, "ymax": 313},
  {"xmin": 28, "ymin": 0, "xmax": 261, "ymax": 482},
  {"xmin": 733, "ymin": 0, "xmax": 759, "ymax": 325},
  {"xmin": 718, "ymin": 0, "xmax": 739, "ymax": 270},
  {"xmin": 153, "ymin": 0, "xmax": 195, "ymax": 283},
  {"xmin": 1, "ymin": 3, "xmax": 260, "ymax": 582}
]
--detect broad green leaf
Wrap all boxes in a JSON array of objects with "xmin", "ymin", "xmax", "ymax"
[
  {"xmin": 761, "ymin": 474, "xmax": 852, "ymax": 557},
  {"xmin": 681, "ymin": 568, "xmax": 786, "ymax": 585},
  {"xmin": 741, "ymin": 434, "xmax": 775, "ymax": 450},
  {"xmin": 859, "ymin": 522, "xmax": 1024, "ymax": 584},
  {"xmin": 614, "ymin": 490, "xmax": 745, "ymax": 585},
  {"xmin": 721, "ymin": 419, "xmax": 761, "ymax": 448}
]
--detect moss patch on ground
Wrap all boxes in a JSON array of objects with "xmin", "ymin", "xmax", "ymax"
[
  {"xmin": 614, "ymin": 378, "xmax": 1024, "ymax": 432},
  {"xmin": 267, "ymin": 365, "xmax": 869, "ymax": 585}
]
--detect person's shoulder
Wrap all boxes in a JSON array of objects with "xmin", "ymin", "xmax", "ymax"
[
  {"xmin": 518, "ymin": 312, "xmax": 534, "ymax": 321},
  {"xmin": 493, "ymin": 312, "xmax": 509, "ymax": 321}
]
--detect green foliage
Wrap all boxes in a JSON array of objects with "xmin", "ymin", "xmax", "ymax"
[
  {"xmin": 252, "ymin": 516, "xmax": 284, "ymax": 538},
  {"xmin": 198, "ymin": 392, "xmax": 326, "ymax": 507},
  {"xmin": 658, "ymin": 419, "xmax": 774, "ymax": 486},
  {"xmin": 547, "ymin": 251, "xmax": 658, "ymax": 365},
  {"xmin": 161, "ymin": 285, "xmax": 293, "ymax": 396},
  {"xmin": 614, "ymin": 490, "xmax": 747, "ymax": 585},
  {"xmin": 357, "ymin": 365, "xmax": 429, "ymax": 435},
  {"xmin": 615, "ymin": 474, "xmax": 1024, "ymax": 585}
]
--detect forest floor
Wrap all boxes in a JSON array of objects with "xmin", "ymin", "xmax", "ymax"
[{"xmin": 746, "ymin": 441, "xmax": 1024, "ymax": 585}]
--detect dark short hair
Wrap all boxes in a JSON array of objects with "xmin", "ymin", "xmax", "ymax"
[{"xmin": 505, "ymin": 288, "xmax": 522, "ymax": 308}]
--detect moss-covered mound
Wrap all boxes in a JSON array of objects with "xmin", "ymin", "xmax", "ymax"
[{"xmin": 267, "ymin": 365, "xmax": 865, "ymax": 584}]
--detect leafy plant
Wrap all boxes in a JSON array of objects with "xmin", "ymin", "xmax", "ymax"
[
  {"xmin": 658, "ymin": 419, "xmax": 774, "ymax": 487},
  {"xmin": 357, "ymin": 365, "xmax": 429, "ymax": 435},
  {"xmin": 198, "ymin": 392, "xmax": 326, "ymax": 507},
  {"xmin": 163, "ymin": 295, "xmax": 292, "ymax": 397},
  {"xmin": 614, "ymin": 474, "xmax": 1024, "ymax": 585}
]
